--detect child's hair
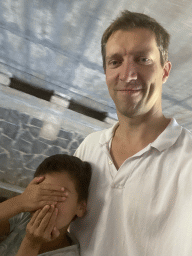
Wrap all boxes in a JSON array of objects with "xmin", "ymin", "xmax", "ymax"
[{"xmin": 34, "ymin": 154, "xmax": 92, "ymax": 202}]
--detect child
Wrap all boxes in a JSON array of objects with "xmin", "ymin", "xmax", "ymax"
[{"xmin": 0, "ymin": 154, "xmax": 92, "ymax": 256}]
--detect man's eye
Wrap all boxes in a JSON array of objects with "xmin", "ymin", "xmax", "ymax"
[
  {"xmin": 137, "ymin": 57, "xmax": 152, "ymax": 64},
  {"xmin": 108, "ymin": 60, "xmax": 121, "ymax": 67}
]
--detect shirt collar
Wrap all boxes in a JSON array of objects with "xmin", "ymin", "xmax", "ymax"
[
  {"xmin": 99, "ymin": 118, "xmax": 182, "ymax": 152},
  {"xmin": 99, "ymin": 121, "xmax": 119, "ymax": 146},
  {"xmin": 150, "ymin": 118, "xmax": 182, "ymax": 152}
]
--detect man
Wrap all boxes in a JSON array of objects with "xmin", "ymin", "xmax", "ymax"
[{"xmin": 71, "ymin": 11, "xmax": 192, "ymax": 256}]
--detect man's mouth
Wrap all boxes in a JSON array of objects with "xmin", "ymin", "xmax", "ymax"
[
  {"xmin": 120, "ymin": 89, "xmax": 141, "ymax": 91},
  {"xmin": 118, "ymin": 88, "xmax": 142, "ymax": 92},
  {"xmin": 117, "ymin": 87, "xmax": 143, "ymax": 96}
]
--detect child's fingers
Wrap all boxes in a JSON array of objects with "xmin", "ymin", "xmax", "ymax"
[
  {"xmin": 29, "ymin": 209, "xmax": 41, "ymax": 226},
  {"xmin": 40, "ymin": 195, "xmax": 67, "ymax": 205},
  {"xmin": 40, "ymin": 183, "xmax": 66, "ymax": 194},
  {"xmin": 32, "ymin": 205, "xmax": 52, "ymax": 229},
  {"xmin": 44, "ymin": 208, "xmax": 58, "ymax": 235},
  {"xmin": 34, "ymin": 176, "xmax": 45, "ymax": 184},
  {"xmin": 39, "ymin": 190, "xmax": 68, "ymax": 198},
  {"xmin": 28, "ymin": 176, "xmax": 44, "ymax": 186},
  {"xmin": 37, "ymin": 186, "xmax": 68, "ymax": 206},
  {"xmin": 36, "ymin": 205, "xmax": 55, "ymax": 231}
]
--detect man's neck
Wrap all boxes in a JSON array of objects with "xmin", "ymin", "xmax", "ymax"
[
  {"xmin": 110, "ymin": 112, "xmax": 171, "ymax": 169},
  {"xmin": 116, "ymin": 111, "xmax": 170, "ymax": 145}
]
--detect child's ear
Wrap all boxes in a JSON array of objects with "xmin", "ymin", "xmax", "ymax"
[{"xmin": 76, "ymin": 200, "xmax": 87, "ymax": 218}]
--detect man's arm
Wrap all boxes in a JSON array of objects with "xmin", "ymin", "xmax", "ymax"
[{"xmin": 0, "ymin": 176, "xmax": 67, "ymax": 237}]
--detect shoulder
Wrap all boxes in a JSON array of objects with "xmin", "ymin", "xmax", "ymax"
[
  {"xmin": 78, "ymin": 128, "xmax": 109, "ymax": 149},
  {"xmin": 74, "ymin": 123, "xmax": 118, "ymax": 161},
  {"xmin": 160, "ymin": 119, "xmax": 192, "ymax": 151},
  {"xmin": 0, "ymin": 213, "xmax": 31, "ymax": 255},
  {"xmin": 74, "ymin": 130, "xmax": 103, "ymax": 161},
  {"xmin": 177, "ymin": 125, "xmax": 192, "ymax": 146},
  {"xmin": 82, "ymin": 130, "xmax": 105, "ymax": 144},
  {"xmin": 9, "ymin": 212, "xmax": 30, "ymax": 231},
  {"xmin": 77, "ymin": 122, "xmax": 118, "ymax": 149}
]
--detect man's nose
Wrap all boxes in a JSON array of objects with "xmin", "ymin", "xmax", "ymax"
[{"xmin": 119, "ymin": 62, "xmax": 137, "ymax": 82}]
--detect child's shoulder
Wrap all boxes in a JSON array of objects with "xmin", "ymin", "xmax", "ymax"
[
  {"xmin": 0, "ymin": 212, "xmax": 31, "ymax": 256},
  {"xmin": 9, "ymin": 212, "xmax": 30, "ymax": 231}
]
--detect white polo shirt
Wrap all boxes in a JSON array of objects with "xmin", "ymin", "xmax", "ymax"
[{"xmin": 71, "ymin": 118, "xmax": 192, "ymax": 256}]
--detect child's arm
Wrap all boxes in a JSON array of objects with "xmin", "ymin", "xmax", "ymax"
[
  {"xmin": 0, "ymin": 177, "xmax": 67, "ymax": 237},
  {"xmin": 0, "ymin": 195, "xmax": 25, "ymax": 237},
  {"xmin": 16, "ymin": 205, "xmax": 59, "ymax": 256}
]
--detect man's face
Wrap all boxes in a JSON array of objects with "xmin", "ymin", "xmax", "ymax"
[
  {"xmin": 41, "ymin": 172, "xmax": 85, "ymax": 231},
  {"xmin": 105, "ymin": 28, "xmax": 171, "ymax": 118}
]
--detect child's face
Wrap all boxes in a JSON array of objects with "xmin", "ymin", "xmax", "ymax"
[{"xmin": 42, "ymin": 172, "xmax": 86, "ymax": 231}]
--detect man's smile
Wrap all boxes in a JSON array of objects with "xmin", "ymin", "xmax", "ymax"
[{"xmin": 116, "ymin": 87, "xmax": 143, "ymax": 95}]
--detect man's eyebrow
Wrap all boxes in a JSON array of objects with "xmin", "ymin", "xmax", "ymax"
[
  {"xmin": 106, "ymin": 49, "xmax": 154, "ymax": 61},
  {"xmin": 134, "ymin": 49, "xmax": 153, "ymax": 55},
  {"xmin": 106, "ymin": 53, "xmax": 122, "ymax": 61}
]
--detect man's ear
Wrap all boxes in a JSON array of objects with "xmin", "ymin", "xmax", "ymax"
[
  {"xmin": 76, "ymin": 200, "xmax": 87, "ymax": 218},
  {"xmin": 162, "ymin": 61, "xmax": 172, "ymax": 84}
]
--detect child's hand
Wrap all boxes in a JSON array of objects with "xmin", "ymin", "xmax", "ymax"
[
  {"xmin": 16, "ymin": 205, "xmax": 60, "ymax": 256},
  {"xmin": 25, "ymin": 205, "xmax": 60, "ymax": 246},
  {"xmin": 19, "ymin": 177, "xmax": 68, "ymax": 212}
]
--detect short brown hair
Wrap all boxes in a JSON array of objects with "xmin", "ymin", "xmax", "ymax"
[
  {"xmin": 34, "ymin": 154, "xmax": 92, "ymax": 202},
  {"xmin": 101, "ymin": 10, "xmax": 170, "ymax": 71}
]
